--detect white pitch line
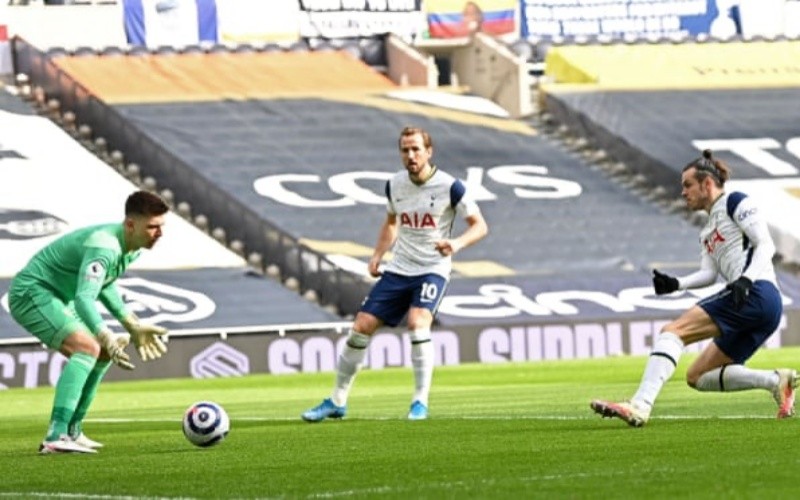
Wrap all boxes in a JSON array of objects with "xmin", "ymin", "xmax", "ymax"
[
  {"xmin": 0, "ymin": 494, "xmax": 195, "ymax": 500},
  {"xmin": 85, "ymin": 414, "xmax": 779, "ymax": 424}
]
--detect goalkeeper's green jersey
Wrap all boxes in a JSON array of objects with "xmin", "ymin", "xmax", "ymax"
[{"xmin": 11, "ymin": 223, "xmax": 140, "ymax": 335}]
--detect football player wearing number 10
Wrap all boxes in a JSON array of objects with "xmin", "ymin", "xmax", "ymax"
[
  {"xmin": 8, "ymin": 190, "xmax": 171, "ymax": 454},
  {"xmin": 302, "ymin": 126, "xmax": 488, "ymax": 422},
  {"xmin": 591, "ymin": 150, "xmax": 796, "ymax": 427}
]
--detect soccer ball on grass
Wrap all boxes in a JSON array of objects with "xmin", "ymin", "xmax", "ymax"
[{"xmin": 182, "ymin": 401, "xmax": 230, "ymax": 447}]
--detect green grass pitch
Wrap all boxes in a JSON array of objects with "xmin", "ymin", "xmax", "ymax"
[{"xmin": 1, "ymin": 347, "xmax": 798, "ymax": 499}]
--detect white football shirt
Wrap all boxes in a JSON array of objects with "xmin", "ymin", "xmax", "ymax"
[
  {"xmin": 681, "ymin": 191, "xmax": 777, "ymax": 288},
  {"xmin": 384, "ymin": 167, "xmax": 480, "ymax": 278}
]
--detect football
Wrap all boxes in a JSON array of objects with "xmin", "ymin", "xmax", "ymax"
[{"xmin": 182, "ymin": 401, "xmax": 230, "ymax": 447}]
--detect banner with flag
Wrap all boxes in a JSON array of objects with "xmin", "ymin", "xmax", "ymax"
[
  {"xmin": 124, "ymin": 0, "xmax": 219, "ymax": 48},
  {"xmin": 425, "ymin": 0, "xmax": 516, "ymax": 38}
]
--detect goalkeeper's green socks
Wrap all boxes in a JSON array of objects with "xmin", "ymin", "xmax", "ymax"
[
  {"xmin": 45, "ymin": 352, "xmax": 96, "ymax": 442},
  {"xmin": 69, "ymin": 359, "xmax": 111, "ymax": 438}
]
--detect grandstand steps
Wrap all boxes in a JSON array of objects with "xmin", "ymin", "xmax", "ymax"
[{"xmin": 15, "ymin": 40, "xmax": 749, "ymax": 322}]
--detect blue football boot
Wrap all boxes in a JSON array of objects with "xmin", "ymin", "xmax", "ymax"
[
  {"xmin": 301, "ymin": 398, "xmax": 347, "ymax": 422},
  {"xmin": 407, "ymin": 400, "xmax": 429, "ymax": 420}
]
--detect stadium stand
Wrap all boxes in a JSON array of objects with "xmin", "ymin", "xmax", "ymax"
[
  {"xmin": 540, "ymin": 39, "xmax": 800, "ymax": 269},
  {"xmin": 3, "ymin": 2, "xmax": 800, "ymax": 385},
  {"xmin": 12, "ymin": 41, "xmax": 707, "ymax": 280},
  {"xmin": 0, "ymin": 83, "xmax": 344, "ymax": 350}
]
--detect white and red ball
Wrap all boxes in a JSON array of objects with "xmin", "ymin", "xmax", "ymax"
[{"xmin": 182, "ymin": 401, "xmax": 230, "ymax": 447}]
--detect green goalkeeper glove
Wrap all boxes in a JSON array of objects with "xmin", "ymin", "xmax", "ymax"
[
  {"xmin": 96, "ymin": 330, "xmax": 135, "ymax": 370},
  {"xmin": 122, "ymin": 315, "xmax": 168, "ymax": 361}
]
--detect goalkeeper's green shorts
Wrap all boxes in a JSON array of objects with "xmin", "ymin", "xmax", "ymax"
[{"xmin": 8, "ymin": 285, "xmax": 85, "ymax": 350}]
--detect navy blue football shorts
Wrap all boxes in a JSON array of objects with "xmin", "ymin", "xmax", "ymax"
[
  {"xmin": 698, "ymin": 280, "xmax": 782, "ymax": 364},
  {"xmin": 359, "ymin": 271, "xmax": 449, "ymax": 327}
]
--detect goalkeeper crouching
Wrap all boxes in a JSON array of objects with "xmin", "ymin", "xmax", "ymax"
[{"xmin": 8, "ymin": 190, "xmax": 170, "ymax": 454}]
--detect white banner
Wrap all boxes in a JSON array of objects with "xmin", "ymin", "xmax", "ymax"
[
  {"xmin": 298, "ymin": 0, "xmax": 424, "ymax": 39},
  {"xmin": 0, "ymin": 111, "xmax": 245, "ymax": 278},
  {"xmin": 123, "ymin": 0, "xmax": 219, "ymax": 48},
  {"xmin": 217, "ymin": 0, "xmax": 300, "ymax": 43}
]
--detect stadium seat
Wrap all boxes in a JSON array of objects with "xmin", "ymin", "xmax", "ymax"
[
  {"xmin": 71, "ymin": 46, "xmax": 97, "ymax": 57},
  {"xmin": 233, "ymin": 43, "xmax": 256, "ymax": 53},
  {"xmin": 155, "ymin": 45, "xmax": 178, "ymax": 56},
  {"xmin": 127, "ymin": 45, "xmax": 149, "ymax": 56},
  {"xmin": 46, "ymin": 47, "xmax": 69, "ymax": 59},
  {"xmin": 286, "ymin": 41, "xmax": 309, "ymax": 53},
  {"xmin": 100, "ymin": 46, "xmax": 125, "ymax": 56},
  {"xmin": 206, "ymin": 44, "xmax": 229, "ymax": 54},
  {"xmin": 181, "ymin": 45, "xmax": 204, "ymax": 55},
  {"xmin": 260, "ymin": 43, "xmax": 284, "ymax": 53}
]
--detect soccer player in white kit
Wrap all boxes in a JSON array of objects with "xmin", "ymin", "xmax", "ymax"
[
  {"xmin": 591, "ymin": 150, "xmax": 796, "ymax": 427},
  {"xmin": 302, "ymin": 126, "xmax": 488, "ymax": 421}
]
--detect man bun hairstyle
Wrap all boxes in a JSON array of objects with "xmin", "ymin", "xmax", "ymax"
[
  {"xmin": 683, "ymin": 149, "xmax": 730, "ymax": 186},
  {"xmin": 125, "ymin": 190, "xmax": 169, "ymax": 217}
]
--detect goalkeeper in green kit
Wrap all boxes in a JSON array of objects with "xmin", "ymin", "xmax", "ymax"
[{"xmin": 8, "ymin": 190, "xmax": 170, "ymax": 454}]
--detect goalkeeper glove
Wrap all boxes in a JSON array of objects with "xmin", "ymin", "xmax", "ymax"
[
  {"xmin": 727, "ymin": 276, "xmax": 753, "ymax": 311},
  {"xmin": 652, "ymin": 269, "xmax": 679, "ymax": 295},
  {"xmin": 97, "ymin": 330, "xmax": 135, "ymax": 370},
  {"xmin": 122, "ymin": 315, "xmax": 168, "ymax": 361}
]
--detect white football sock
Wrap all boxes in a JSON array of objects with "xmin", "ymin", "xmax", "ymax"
[
  {"xmin": 331, "ymin": 331, "xmax": 370, "ymax": 407},
  {"xmin": 410, "ymin": 328, "xmax": 434, "ymax": 406},
  {"xmin": 694, "ymin": 364, "xmax": 779, "ymax": 392},
  {"xmin": 632, "ymin": 331, "xmax": 684, "ymax": 408}
]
